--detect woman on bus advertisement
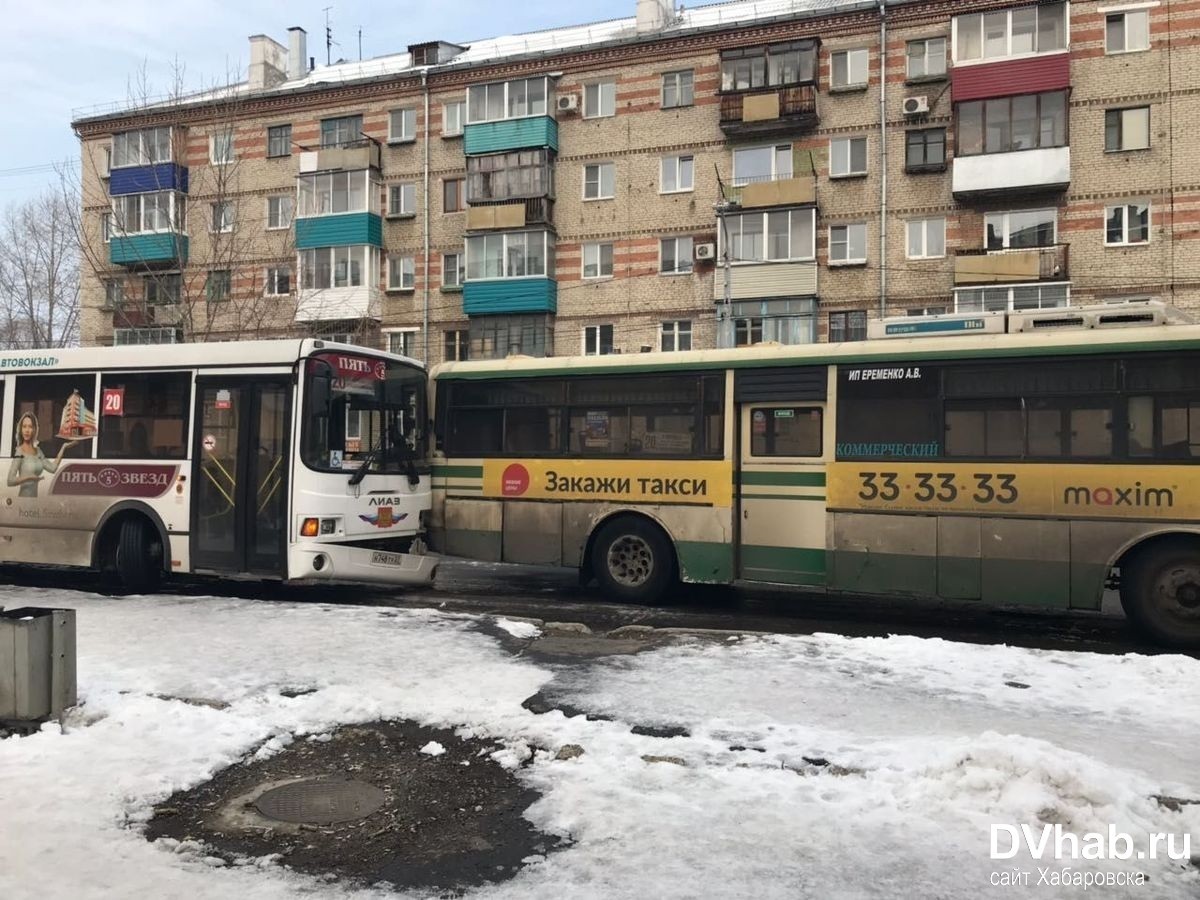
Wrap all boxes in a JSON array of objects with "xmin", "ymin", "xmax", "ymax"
[{"xmin": 8, "ymin": 412, "xmax": 81, "ymax": 498}]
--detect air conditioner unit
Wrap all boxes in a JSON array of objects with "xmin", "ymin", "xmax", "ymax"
[
  {"xmin": 694, "ymin": 242, "xmax": 716, "ymax": 261},
  {"xmin": 556, "ymin": 94, "xmax": 579, "ymax": 113},
  {"xmin": 903, "ymin": 96, "xmax": 930, "ymax": 116}
]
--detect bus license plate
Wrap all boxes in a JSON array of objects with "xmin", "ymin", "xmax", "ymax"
[{"xmin": 370, "ymin": 550, "xmax": 406, "ymax": 567}]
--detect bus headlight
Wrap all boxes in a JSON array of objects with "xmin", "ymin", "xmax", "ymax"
[{"xmin": 320, "ymin": 517, "xmax": 338, "ymax": 535}]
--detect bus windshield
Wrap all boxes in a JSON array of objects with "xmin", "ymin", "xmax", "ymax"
[{"xmin": 302, "ymin": 352, "xmax": 426, "ymax": 474}]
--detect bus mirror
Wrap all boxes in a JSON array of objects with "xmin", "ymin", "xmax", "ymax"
[
  {"xmin": 384, "ymin": 377, "xmax": 409, "ymax": 407},
  {"xmin": 309, "ymin": 361, "xmax": 334, "ymax": 418}
]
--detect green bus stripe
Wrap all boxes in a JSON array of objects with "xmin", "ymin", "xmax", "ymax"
[
  {"xmin": 737, "ymin": 493, "xmax": 826, "ymax": 502},
  {"xmin": 432, "ymin": 465, "xmax": 484, "ymax": 479},
  {"xmin": 740, "ymin": 545, "xmax": 827, "ymax": 578},
  {"xmin": 738, "ymin": 471, "xmax": 826, "ymax": 487}
]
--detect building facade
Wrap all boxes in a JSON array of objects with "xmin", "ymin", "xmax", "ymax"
[{"xmin": 72, "ymin": 0, "xmax": 1200, "ymax": 359}]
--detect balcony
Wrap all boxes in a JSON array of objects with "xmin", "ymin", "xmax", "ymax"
[
  {"xmin": 295, "ymin": 213, "xmax": 383, "ymax": 250},
  {"xmin": 464, "ymin": 117, "xmax": 558, "ymax": 156},
  {"xmin": 109, "ymin": 163, "xmax": 188, "ymax": 196},
  {"xmin": 722, "ymin": 173, "xmax": 816, "ymax": 209},
  {"xmin": 953, "ymin": 244, "xmax": 1068, "ymax": 286},
  {"xmin": 295, "ymin": 286, "xmax": 381, "ymax": 323},
  {"xmin": 719, "ymin": 86, "xmax": 818, "ymax": 139},
  {"xmin": 711, "ymin": 261, "xmax": 817, "ymax": 301},
  {"xmin": 952, "ymin": 146, "xmax": 1070, "ymax": 199},
  {"xmin": 297, "ymin": 140, "xmax": 381, "ymax": 174},
  {"xmin": 466, "ymin": 198, "xmax": 554, "ymax": 231},
  {"xmin": 109, "ymin": 233, "xmax": 188, "ymax": 267},
  {"xmin": 463, "ymin": 277, "xmax": 557, "ymax": 315}
]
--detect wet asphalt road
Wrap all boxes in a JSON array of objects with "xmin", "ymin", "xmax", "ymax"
[{"xmin": 0, "ymin": 559, "xmax": 1174, "ymax": 657}]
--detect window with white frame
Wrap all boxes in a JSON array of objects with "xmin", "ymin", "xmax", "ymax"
[
  {"xmin": 583, "ymin": 80, "xmax": 616, "ymax": 118},
  {"xmin": 210, "ymin": 201, "xmax": 234, "ymax": 233},
  {"xmin": 300, "ymin": 245, "xmax": 377, "ymax": 289},
  {"xmin": 465, "ymin": 231, "xmax": 552, "ymax": 279},
  {"xmin": 388, "ymin": 330, "xmax": 418, "ymax": 357},
  {"xmin": 955, "ymin": 283, "xmax": 1069, "ymax": 312},
  {"xmin": 444, "ymin": 329, "xmax": 469, "ymax": 361},
  {"xmin": 265, "ymin": 266, "xmax": 291, "ymax": 295},
  {"xmin": 1106, "ymin": 203, "xmax": 1150, "ymax": 245},
  {"xmin": 112, "ymin": 192, "xmax": 181, "ymax": 235},
  {"xmin": 830, "ymin": 48, "xmax": 869, "ymax": 88},
  {"xmin": 732, "ymin": 144, "xmax": 792, "ymax": 186},
  {"xmin": 829, "ymin": 223, "xmax": 867, "ymax": 264},
  {"xmin": 724, "ymin": 209, "xmax": 815, "ymax": 263},
  {"xmin": 101, "ymin": 212, "xmax": 112, "ymax": 243},
  {"xmin": 954, "ymin": 2, "xmax": 1067, "ymax": 63},
  {"xmin": 985, "ymin": 209, "xmax": 1056, "ymax": 249},
  {"xmin": 662, "ymin": 70, "xmax": 694, "ymax": 109},
  {"xmin": 830, "ymin": 137, "xmax": 868, "ymax": 177},
  {"xmin": 443, "ymin": 101, "xmax": 465, "ymax": 137},
  {"xmin": 266, "ymin": 195, "xmax": 294, "ymax": 230},
  {"xmin": 466, "ymin": 77, "xmax": 549, "ymax": 124},
  {"xmin": 583, "ymin": 324, "xmax": 614, "ymax": 355},
  {"xmin": 297, "ymin": 170, "xmax": 379, "ymax": 217},
  {"xmin": 111, "ymin": 127, "xmax": 172, "ymax": 168},
  {"xmin": 114, "ymin": 327, "xmax": 180, "ymax": 346},
  {"xmin": 660, "ymin": 236, "xmax": 695, "ymax": 274},
  {"xmin": 582, "ymin": 242, "xmax": 614, "ymax": 279},
  {"xmin": 583, "ymin": 162, "xmax": 616, "ymax": 200},
  {"xmin": 661, "ymin": 320, "xmax": 692, "ymax": 352},
  {"xmin": 661, "ymin": 155, "xmax": 694, "ymax": 193},
  {"xmin": 388, "ymin": 254, "xmax": 416, "ymax": 290},
  {"xmin": 102, "ymin": 145, "xmax": 112, "ymax": 176},
  {"xmin": 906, "ymin": 217, "xmax": 946, "ymax": 259},
  {"xmin": 210, "ymin": 130, "xmax": 234, "ymax": 165},
  {"xmin": 1105, "ymin": 107, "xmax": 1151, "ymax": 152},
  {"xmin": 388, "ymin": 108, "xmax": 417, "ymax": 143},
  {"xmin": 1106, "ymin": 9, "xmax": 1150, "ymax": 54},
  {"xmin": 906, "ymin": 37, "xmax": 947, "ymax": 79},
  {"xmin": 389, "ymin": 183, "xmax": 417, "ymax": 217},
  {"xmin": 442, "ymin": 252, "xmax": 464, "ymax": 288}
]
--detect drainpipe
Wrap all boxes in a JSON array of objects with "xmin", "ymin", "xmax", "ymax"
[
  {"xmin": 422, "ymin": 71, "xmax": 431, "ymax": 363},
  {"xmin": 878, "ymin": 0, "xmax": 888, "ymax": 320}
]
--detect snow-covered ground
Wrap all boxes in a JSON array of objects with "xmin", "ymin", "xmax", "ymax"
[{"xmin": 1, "ymin": 585, "xmax": 1197, "ymax": 899}]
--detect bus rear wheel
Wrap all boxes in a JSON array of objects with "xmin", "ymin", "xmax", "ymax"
[
  {"xmin": 591, "ymin": 516, "xmax": 675, "ymax": 604},
  {"xmin": 115, "ymin": 516, "xmax": 163, "ymax": 594},
  {"xmin": 1120, "ymin": 540, "xmax": 1200, "ymax": 650}
]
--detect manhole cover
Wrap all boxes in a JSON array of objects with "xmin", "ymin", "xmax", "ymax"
[{"xmin": 255, "ymin": 776, "xmax": 386, "ymax": 825}]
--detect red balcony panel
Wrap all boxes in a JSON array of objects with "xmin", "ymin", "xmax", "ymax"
[{"xmin": 951, "ymin": 53, "xmax": 1070, "ymax": 103}]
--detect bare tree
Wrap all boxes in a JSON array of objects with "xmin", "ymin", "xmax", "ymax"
[{"xmin": 0, "ymin": 188, "xmax": 81, "ymax": 349}]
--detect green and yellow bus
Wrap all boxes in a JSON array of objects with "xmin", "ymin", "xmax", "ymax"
[{"xmin": 429, "ymin": 306, "xmax": 1200, "ymax": 648}]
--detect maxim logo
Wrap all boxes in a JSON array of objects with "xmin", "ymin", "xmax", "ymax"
[{"xmin": 1062, "ymin": 483, "xmax": 1175, "ymax": 509}]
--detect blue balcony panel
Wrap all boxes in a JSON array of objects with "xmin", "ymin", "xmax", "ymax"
[
  {"xmin": 109, "ymin": 164, "xmax": 188, "ymax": 196},
  {"xmin": 464, "ymin": 117, "xmax": 558, "ymax": 156},
  {"xmin": 109, "ymin": 233, "xmax": 189, "ymax": 266},
  {"xmin": 295, "ymin": 213, "xmax": 383, "ymax": 250},
  {"xmin": 463, "ymin": 277, "xmax": 557, "ymax": 315}
]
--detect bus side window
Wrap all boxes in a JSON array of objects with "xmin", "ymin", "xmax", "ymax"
[
  {"xmin": 750, "ymin": 407, "xmax": 822, "ymax": 457},
  {"xmin": 1128, "ymin": 396, "xmax": 1154, "ymax": 458},
  {"xmin": 97, "ymin": 372, "xmax": 190, "ymax": 460},
  {"xmin": 1161, "ymin": 400, "xmax": 1200, "ymax": 459}
]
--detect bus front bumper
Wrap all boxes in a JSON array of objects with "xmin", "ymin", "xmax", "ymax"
[{"xmin": 290, "ymin": 541, "xmax": 439, "ymax": 586}]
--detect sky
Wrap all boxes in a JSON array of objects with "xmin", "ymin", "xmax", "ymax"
[{"xmin": 0, "ymin": 0, "xmax": 630, "ymax": 206}]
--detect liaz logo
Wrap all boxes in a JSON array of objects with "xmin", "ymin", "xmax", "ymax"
[{"xmin": 1062, "ymin": 483, "xmax": 1175, "ymax": 508}]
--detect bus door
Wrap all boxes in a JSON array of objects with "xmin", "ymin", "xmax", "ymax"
[
  {"xmin": 191, "ymin": 376, "xmax": 290, "ymax": 576},
  {"xmin": 734, "ymin": 367, "xmax": 829, "ymax": 587}
]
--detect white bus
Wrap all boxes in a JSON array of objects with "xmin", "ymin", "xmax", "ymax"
[{"xmin": 0, "ymin": 339, "xmax": 436, "ymax": 590}]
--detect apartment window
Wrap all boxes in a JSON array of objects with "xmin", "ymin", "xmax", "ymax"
[
  {"xmin": 1106, "ymin": 107, "xmax": 1151, "ymax": 152},
  {"xmin": 725, "ymin": 209, "xmax": 815, "ymax": 263},
  {"xmin": 466, "ymin": 77, "xmax": 549, "ymax": 124},
  {"xmin": 205, "ymin": 270, "xmax": 231, "ymax": 302},
  {"xmin": 829, "ymin": 310, "xmax": 867, "ymax": 342},
  {"xmin": 111, "ymin": 127, "xmax": 171, "ymax": 168},
  {"xmin": 210, "ymin": 202, "xmax": 234, "ymax": 234},
  {"xmin": 906, "ymin": 128, "xmax": 946, "ymax": 171},
  {"xmin": 144, "ymin": 274, "xmax": 182, "ymax": 306},
  {"xmin": 442, "ymin": 252, "xmax": 464, "ymax": 288},
  {"xmin": 661, "ymin": 155, "xmax": 694, "ymax": 193},
  {"xmin": 584, "ymin": 324, "xmax": 615, "ymax": 355},
  {"xmin": 906, "ymin": 38, "xmax": 947, "ymax": 79},
  {"xmin": 320, "ymin": 115, "xmax": 363, "ymax": 148},
  {"xmin": 584, "ymin": 81, "xmax": 616, "ymax": 118},
  {"xmin": 661, "ymin": 237, "xmax": 695, "ymax": 274},
  {"xmin": 443, "ymin": 101, "xmax": 465, "ymax": 137},
  {"xmin": 829, "ymin": 223, "xmax": 867, "ymax": 264},
  {"xmin": 466, "ymin": 149, "xmax": 553, "ymax": 202},
  {"xmin": 388, "ymin": 183, "xmax": 417, "ymax": 217},
  {"xmin": 721, "ymin": 41, "xmax": 817, "ymax": 91},
  {"xmin": 735, "ymin": 317, "xmax": 764, "ymax": 347},
  {"xmin": 831, "ymin": 48, "xmax": 869, "ymax": 89},
  {"xmin": 985, "ymin": 209, "xmax": 1056, "ymax": 249},
  {"xmin": 298, "ymin": 171, "xmax": 377, "ymax": 216},
  {"xmin": 300, "ymin": 246, "xmax": 375, "ymax": 289},
  {"xmin": 113, "ymin": 328, "xmax": 180, "ymax": 346},
  {"xmin": 102, "ymin": 146, "xmax": 112, "ymax": 177},
  {"xmin": 1106, "ymin": 203, "xmax": 1150, "ymax": 245},
  {"xmin": 101, "ymin": 212, "xmax": 112, "ymax": 243},
  {"xmin": 582, "ymin": 242, "xmax": 614, "ymax": 279},
  {"xmin": 907, "ymin": 218, "xmax": 946, "ymax": 259},
  {"xmin": 1107, "ymin": 10, "xmax": 1150, "ymax": 54},
  {"xmin": 265, "ymin": 266, "xmax": 291, "ymax": 296},
  {"xmin": 266, "ymin": 195, "xmax": 294, "ymax": 230},
  {"xmin": 957, "ymin": 91, "xmax": 1067, "ymax": 156},
  {"xmin": 388, "ymin": 255, "xmax": 416, "ymax": 290},
  {"xmin": 443, "ymin": 178, "xmax": 465, "ymax": 213},
  {"xmin": 661, "ymin": 320, "xmax": 692, "ymax": 352},
  {"xmin": 465, "ymin": 231, "xmax": 552, "ymax": 279},
  {"xmin": 662, "ymin": 70, "xmax": 694, "ymax": 108},
  {"xmin": 583, "ymin": 162, "xmax": 616, "ymax": 200},
  {"xmin": 955, "ymin": 283, "xmax": 1069, "ymax": 312},
  {"xmin": 954, "ymin": 3, "xmax": 1067, "ymax": 62},
  {"xmin": 112, "ymin": 191, "xmax": 181, "ymax": 235},
  {"xmin": 388, "ymin": 330, "xmax": 418, "ymax": 357},
  {"xmin": 103, "ymin": 280, "xmax": 123, "ymax": 309},
  {"xmin": 388, "ymin": 108, "xmax": 417, "ymax": 143},
  {"xmin": 732, "ymin": 144, "xmax": 792, "ymax": 186},
  {"xmin": 267, "ymin": 124, "xmax": 291, "ymax": 158},
  {"xmin": 830, "ymin": 137, "xmax": 868, "ymax": 177},
  {"xmin": 210, "ymin": 130, "xmax": 234, "ymax": 165},
  {"xmin": 907, "ymin": 306, "xmax": 947, "ymax": 317},
  {"xmin": 444, "ymin": 329, "xmax": 469, "ymax": 361}
]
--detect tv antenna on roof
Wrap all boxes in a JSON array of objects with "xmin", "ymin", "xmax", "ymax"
[{"xmin": 323, "ymin": 7, "xmax": 340, "ymax": 65}]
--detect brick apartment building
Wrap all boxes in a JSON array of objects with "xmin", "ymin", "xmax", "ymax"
[{"xmin": 71, "ymin": 0, "xmax": 1200, "ymax": 359}]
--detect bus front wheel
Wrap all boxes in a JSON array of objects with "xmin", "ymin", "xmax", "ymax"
[
  {"xmin": 590, "ymin": 516, "xmax": 676, "ymax": 604},
  {"xmin": 1120, "ymin": 539, "xmax": 1200, "ymax": 650},
  {"xmin": 115, "ymin": 516, "xmax": 163, "ymax": 594}
]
